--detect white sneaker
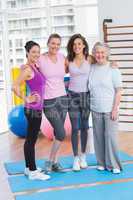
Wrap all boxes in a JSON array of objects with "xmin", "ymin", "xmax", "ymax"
[
  {"xmin": 73, "ymin": 156, "xmax": 80, "ymax": 171},
  {"xmin": 80, "ymin": 154, "xmax": 88, "ymax": 169},
  {"xmin": 112, "ymin": 168, "xmax": 121, "ymax": 174},
  {"xmin": 28, "ymin": 170, "xmax": 50, "ymax": 180},
  {"xmin": 24, "ymin": 167, "xmax": 42, "ymax": 176},
  {"xmin": 106, "ymin": 167, "xmax": 112, "ymax": 172},
  {"xmin": 97, "ymin": 165, "xmax": 105, "ymax": 171}
]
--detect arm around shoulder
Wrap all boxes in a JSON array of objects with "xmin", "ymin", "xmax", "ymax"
[
  {"xmin": 87, "ymin": 55, "xmax": 96, "ymax": 64},
  {"xmin": 65, "ymin": 58, "xmax": 69, "ymax": 73}
]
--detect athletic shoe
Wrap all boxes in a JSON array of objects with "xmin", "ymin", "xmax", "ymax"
[
  {"xmin": 106, "ymin": 166, "xmax": 112, "ymax": 172},
  {"xmin": 97, "ymin": 165, "xmax": 105, "ymax": 171},
  {"xmin": 112, "ymin": 168, "xmax": 121, "ymax": 174},
  {"xmin": 52, "ymin": 162, "xmax": 64, "ymax": 172},
  {"xmin": 80, "ymin": 154, "xmax": 88, "ymax": 169},
  {"xmin": 28, "ymin": 170, "xmax": 50, "ymax": 180},
  {"xmin": 73, "ymin": 156, "xmax": 80, "ymax": 171},
  {"xmin": 24, "ymin": 167, "xmax": 42, "ymax": 176},
  {"xmin": 44, "ymin": 161, "xmax": 53, "ymax": 174}
]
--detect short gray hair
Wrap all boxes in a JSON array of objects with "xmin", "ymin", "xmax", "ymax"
[{"xmin": 92, "ymin": 42, "xmax": 110, "ymax": 58}]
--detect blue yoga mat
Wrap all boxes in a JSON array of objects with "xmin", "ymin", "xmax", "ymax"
[
  {"xmin": 4, "ymin": 154, "xmax": 95, "ymax": 175},
  {"xmin": 8, "ymin": 164, "xmax": 133, "ymax": 193},
  {"xmin": 4, "ymin": 151, "xmax": 133, "ymax": 175},
  {"xmin": 15, "ymin": 180, "xmax": 133, "ymax": 200}
]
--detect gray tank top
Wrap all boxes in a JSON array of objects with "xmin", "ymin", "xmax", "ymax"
[{"xmin": 68, "ymin": 60, "xmax": 91, "ymax": 92}]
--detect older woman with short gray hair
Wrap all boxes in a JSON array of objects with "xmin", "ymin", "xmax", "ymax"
[{"xmin": 88, "ymin": 42, "xmax": 122, "ymax": 174}]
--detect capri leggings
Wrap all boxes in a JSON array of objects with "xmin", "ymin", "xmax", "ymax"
[{"xmin": 43, "ymin": 95, "xmax": 68, "ymax": 141}]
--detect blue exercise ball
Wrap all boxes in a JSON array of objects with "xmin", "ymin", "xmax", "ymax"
[{"xmin": 8, "ymin": 105, "xmax": 28, "ymax": 138}]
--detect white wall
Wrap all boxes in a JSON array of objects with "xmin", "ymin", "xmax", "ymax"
[
  {"xmin": 98, "ymin": 0, "xmax": 133, "ymax": 40},
  {"xmin": 98, "ymin": 0, "xmax": 133, "ymax": 132},
  {"xmin": 74, "ymin": 0, "xmax": 99, "ymax": 50},
  {"xmin": 74, "ymin": 6, "xmax": 99, "ymax": 36},
  {"xmin": 0, "ymin": 89, "xmax": 8, "ymax": 133}
]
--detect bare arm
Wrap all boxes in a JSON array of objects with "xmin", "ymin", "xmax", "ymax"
[
  {"xmin": 87, "ymin": 55, "xmax": 96, "ymax": 64},
  {"xmin": 65, "ymin": 58, "xmax": 69, "ymax": 73},
  {"xmin": 12, "ymin": 66, "xmax": 37, "ymax": 103},
  {"xmin": 12, "ymin": 66, "xmax": 30, "ymax": 100}
]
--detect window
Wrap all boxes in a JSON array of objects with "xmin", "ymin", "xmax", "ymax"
[
  {"xmin": 15, "ymin": 39, "xmax": 23, "ymax": 48},
  {"xmin": 7, "ymin": 1, "xmax": 16, "ymax": 8},
  {"xmin": 53, "ymin": 16, "xmax": 74, "ymax": 25},
  {"xmin": 24, "ymin": 19, "xmax": 28, "ymax": 27},
  {"xmin": 9, "ymin": 40, "xmax": 12, "ymax": 48},
  {"xmin": 52, "ymin": 7, "xmax": 74, "ymax": 15}
]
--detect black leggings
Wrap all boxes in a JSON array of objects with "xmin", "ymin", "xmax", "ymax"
[
  {"xmin": 43, "ymin": 95, "xmax": 68, "ymax": 141},
  {"xmin": 68, "ymin": 91, "xmax": 90, "ymax": 156},
  {"xmin": 24, "ymin": 108, "xmax": 42, "ymax": 171}
]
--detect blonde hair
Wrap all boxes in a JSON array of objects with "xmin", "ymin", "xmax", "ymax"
[{"xmin": 92, "ymin": 42, "xmax": 110, "ymax": 59}]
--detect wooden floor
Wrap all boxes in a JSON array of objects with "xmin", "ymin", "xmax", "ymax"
[{"xmin": 0, "ymin": 131, "xmax": 133, "ymax": 200}]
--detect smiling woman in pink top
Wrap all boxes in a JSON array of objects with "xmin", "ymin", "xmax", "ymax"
[{"xmin": 38, "ymin": 34, "xmax": 68, "ymax": 173}]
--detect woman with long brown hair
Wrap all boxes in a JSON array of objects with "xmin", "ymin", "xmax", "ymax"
[{"xmin": 66, "ymin": 34, "xmax": 92, "ymax": 171}]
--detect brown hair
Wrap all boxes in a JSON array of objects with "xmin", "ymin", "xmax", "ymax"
[
  {"xmin": 47, "ymin": 33, "xmax": 61, "ymax": 44},
  {"xmin": 67, "ymin": 34, "xmax": 89, "ymax": 62},
  {"xmin": 24, "ymin": 40, "xmax": 40, "ymax": 58}
]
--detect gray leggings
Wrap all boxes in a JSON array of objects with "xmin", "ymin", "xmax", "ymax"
[
  {"xmin": 43, "ymin": 95, "xmax": 68, "ymax": 141},
  {"xmin": 68, "ymin": 91, "xmax": 90, "ymax": 156}
]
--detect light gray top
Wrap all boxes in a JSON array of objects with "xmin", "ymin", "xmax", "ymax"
[
  {"xmin": 68, "ymin": 60, "xmax": 91, "ymax": 93},
  {"xmin": 88, "ymin": 62, "xmax": 122, "ymax": 113}
]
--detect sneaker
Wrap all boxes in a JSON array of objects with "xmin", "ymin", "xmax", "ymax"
[
  {"xmin": 80, "ymin": 154, "xmax": 88, "ymax": 169},
  {"xmin": 52, "ymin": 162, "xmax": 64, "ymax": 172},
  {"xmin": 73, "ymin": 156, "xmax": 80, "ymax": 171},
  {"xmin": 44, "ymin": 161, "xmax": 53, "ymax": 174},
  {"xmin": 112, "ymin": 168, "xmax": 121, "ymax": 174},
  {"xmin": 28, "ymin": 170, "xmax": 50, "ymax": 180},
  {"xmin": 97, "ymin": 165, "xmax": 105, "ymax": 171},
  {"xmin": 106, "ymin": 167, "xmax": 112, "ymax": 172},
  {"xmin": 24, "ymin": 167, "xmax": 42, "ymax": 176}
]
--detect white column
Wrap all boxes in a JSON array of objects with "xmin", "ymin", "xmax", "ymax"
[
  {"xmin": 1, "ymin": 0, "xmax": 12, "ymax": 113},
  {"xmin": 46, "ymin": 0, "xmax": 52, "ymax": 35}
]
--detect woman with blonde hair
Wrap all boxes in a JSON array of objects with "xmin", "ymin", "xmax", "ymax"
[{"xmin": 38, "ymin": 34, "xmax": 68, "ymax": 173}]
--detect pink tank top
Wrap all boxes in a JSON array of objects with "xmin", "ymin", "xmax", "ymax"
[{"xmin": 38, "ymin": 53, "xmax": 66, "ymax": 99}]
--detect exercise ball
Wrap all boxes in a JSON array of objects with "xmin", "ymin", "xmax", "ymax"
[
  {"xmin": 8, "ymin": 105, "xmax": 28, "ymax": 137},
  {"xmin": 64, "ymin": 113, "xmax": 71, "ymax": 136},
  {"xmin": 40, "ymin": 114, "xmax": 54, "ymax": 140},
  {"xmin": 41, "ymin": 113, "xmax": 71, "ymax": 140}
]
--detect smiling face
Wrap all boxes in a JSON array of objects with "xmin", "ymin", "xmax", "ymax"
[
  {"xmin": 48, "ymin": 37, "xmax": 61, "ymax": 55},
  {"xmin": 27, "ymin": 45, "xmax": 40, "ymax": 63},
  {"xmin": 73, "ymin": 38, "xmax": 85, "ymax": 56},
  {"xmin": 94, "ymin": 46, "xmax": 108, "ymax": 65}
]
